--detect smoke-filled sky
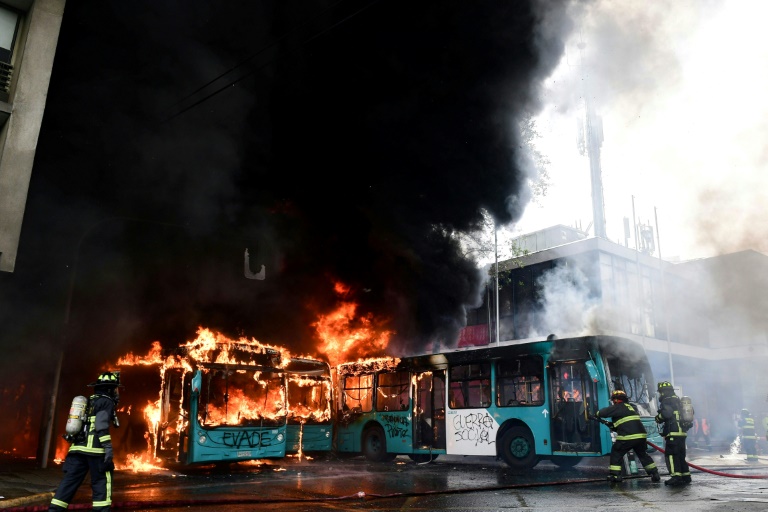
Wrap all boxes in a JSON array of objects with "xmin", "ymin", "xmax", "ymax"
[
  {"xmin": 0, "ymin": 0, "xmax": 577, "ymax": 389},
  {"xmin": 515, "ymin": 0, "xmax": 768, "ymax": 262}
]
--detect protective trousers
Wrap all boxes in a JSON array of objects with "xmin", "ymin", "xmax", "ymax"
[
  {"xmin": 49, "ymin": 452, "xmax": 112, "ymax": 511},
  {"xmin": 663, "ymin": 436, "xmax": 690, "ymax": 480},
  {"xmin": 608, "ymin": 438, "xmax": 657, "ymax": 478}
]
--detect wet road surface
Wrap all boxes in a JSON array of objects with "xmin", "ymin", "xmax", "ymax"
[{"xmin": 3, "ymin": 448, "xmax": 768, "ymax": 511}]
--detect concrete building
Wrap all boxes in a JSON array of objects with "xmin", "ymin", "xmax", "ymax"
[
  {"xmin": 0, "ymin": 0, "xmax": 65, "ymax": 272},
  {"xmin": 460, "ymin": 227, "xmax": 768, "ymax": 444}
]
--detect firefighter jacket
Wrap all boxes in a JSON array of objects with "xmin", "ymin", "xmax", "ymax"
[
  {"xmin": 68, "ymin": 393, "xmax": 115, "ymax": 456},
  {"xmin": 739, "ymin": 415, "xmax": 756, "ymax": 440},
  {"xmin": 655, "ymin": 395, "xmax": 686, "ymax": 438},
  {"xmin": 595, "ymin": 402, "xmax": 647, "ymax": 442}
]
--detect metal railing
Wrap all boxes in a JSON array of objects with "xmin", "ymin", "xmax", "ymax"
[{"xmin": 0, "ymin": 61, "xmax": 12, "ymax": 95}]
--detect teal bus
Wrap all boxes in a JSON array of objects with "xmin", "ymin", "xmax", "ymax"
[
  {"xmin": 285, "ymin": 358, "xmax": 334, "ymax": 456},
  {"xmin": 152, "ymin": 343, "xmax": 332, "ymax": 465},
  {"xmin": 333, "ymin": 334, "xmax": 663, "ymax": 469},
  {"xmin": 155, "ymin": 346, "xmax": 289, "ymax": 465}
]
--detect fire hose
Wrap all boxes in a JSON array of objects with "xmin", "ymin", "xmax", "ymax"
[
  {"xmin": 5, "ymin": 438, "xmax": 767, "ymax": 510},
  {"xmin": 645, "ymin": 440, "xmax": 768, "ymax": 479},
  {"xmin": 594, "ymin": 416, "xmax": 768, "ymax": 480}
]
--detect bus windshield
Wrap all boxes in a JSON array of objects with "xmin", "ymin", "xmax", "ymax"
[
  {"xmin": 603, "ymin": 355, "xmax": 655, "ymax": 416},
  {"xmin": 197, "ymin": 366, "xmax": 286, "ymax": 427}
]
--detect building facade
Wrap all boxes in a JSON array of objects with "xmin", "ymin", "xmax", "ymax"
[
  {"xmin": 460, "ymin": 228, "xmax": 768, "ymax": 444},
  {"xmin": 0, "ymin": 0, "xmax": 65, "ymax": 272}
]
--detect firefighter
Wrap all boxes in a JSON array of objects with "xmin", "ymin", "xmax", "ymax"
[
  {"xmin": 762, "ymin": 413, "xmax": 768, "ymax": 444},
  {"xmin": 49, "ymin": 371, "xmax": 122, "ymax": 511},
  {"xmin": 739, "ymin": 409, "xmax": 758, "ymax": 463},
  {"xmin": 655, "ymin": 381, "xmax": 691, "ymax": 486},
  {"xmin": 691, "ymin": 417, "xmax": 711, "ymax": 450},
  {"xmin": 594, "ymin": 389, "xmax": 660, "ymax": 483},
  {"xmin": 700, "ymin": 417, "xmax": 712, "ymax": 451}
]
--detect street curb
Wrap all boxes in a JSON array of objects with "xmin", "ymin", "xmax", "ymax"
[{"xmin": 0, "ymin": 491, "xmax": 53, "ymax": 510}]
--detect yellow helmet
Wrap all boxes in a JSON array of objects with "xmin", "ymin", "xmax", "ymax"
[
  {"xmin": 88, "ymin": 371, "xmax": 121, "ymax": 388},
  {"xmin": 611, "ymin": 390, "xmax": 628, "ymax": 402}
]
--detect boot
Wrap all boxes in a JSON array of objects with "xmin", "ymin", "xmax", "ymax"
[
  {"xmin": 682, "ymin": 475, "xmax": 691, "ymax": 484},
  {"xmin": 649, "ymin": 469, "xmax": 661, "ymax": 483},
  {"xmin": 607, "ymin": 474, "xmax": 622, "ymax": 483},
  {"xmin": 664, "ymin": 476, "xmax": 685, "ymax": 486}
]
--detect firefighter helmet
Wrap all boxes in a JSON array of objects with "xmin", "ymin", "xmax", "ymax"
[
  {"xmin": 88, "ymin": 371, "xmax": 121, "ymax": 388},
  {"xmin": 611, "ymin": 390, "xmax": 628, "ymax": 402},
  {"xmin": 657, "ymin": 381, "xmax": 674, "ymax": 395},
  {"xmin": 741, "ymin": 408, "xmax": 750, "ymax": 417}
]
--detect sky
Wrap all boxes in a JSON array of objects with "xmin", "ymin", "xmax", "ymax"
[{"xmin": 513, "ymin": 0, "xmax": 768, "ymax": 262}]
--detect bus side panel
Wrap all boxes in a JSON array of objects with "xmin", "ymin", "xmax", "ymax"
[
  {"xmin": 286, "ymin": 424, "xmax": 333, "ymax": 453},
  {"xmin": 336, "ymin": 428, "xmax": 359, "ymax": 453},
  {"xmin": 445, "ymin": 407, "xmax": 498, "ymax": 456},
  {"xmin": 335, "ymin": 412, "xmax": 413, "ymax": 454},
  {"xmin": 377, "ymin": 411, "xmax": 412, "ymax": 453}
]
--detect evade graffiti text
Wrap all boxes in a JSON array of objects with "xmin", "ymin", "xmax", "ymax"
[{"xmin": 214, "ymin": 430, "xmax": 276, "ymax": 448}]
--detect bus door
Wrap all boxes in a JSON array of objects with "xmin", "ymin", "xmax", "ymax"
[
  {"xmin": 414, "ymin": 370, "xmax": 446, "ymax": 450},
  {"xmin": 548, "ymin": 360, "xmax": 601, "ymax": 454}
]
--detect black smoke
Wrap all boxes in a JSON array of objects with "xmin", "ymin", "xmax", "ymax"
[{"xmin": 0, "ymin": 0, "xmax": 573, "ymax": 457}]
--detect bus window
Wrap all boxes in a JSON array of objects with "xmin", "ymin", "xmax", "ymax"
[
  {"xmin": 342, "ymin": 374, "xmax": 373, "ymax": 413},
  {"xmin": 377, "ymin": 370, "xmax": 410, "ymax": 412},
  {"xmin": 449, "ymin": 363, "xmax": 491, "ymax": 408},
  {"xmin": 605, "ymin": 356, "xmax": 654, "ymax": 416},
  {"xmin": 497, "ymin": 356, "xmax": 544, "ymax": 406}
]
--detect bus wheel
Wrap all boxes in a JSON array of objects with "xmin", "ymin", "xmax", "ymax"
[
  {"xmin": 550, "ymin": 456, "xmax": 582, "ymax": 468},
  {"xmin": 362, "ymin": 425, "xmax": 394, "ymax": 462},
  {"xmin": 408, "ymin": 453, "xmax": 439, "ymax": 463},
  {"xmin": 499, "ymin": 427, "xmax": 538, "ymax": 470}
]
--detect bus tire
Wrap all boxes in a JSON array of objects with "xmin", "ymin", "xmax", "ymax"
[
  {"xmin": 362, "ymin": 425, "xmax": 395, "ymax": 462},
  {"xmin": 499, "ymin": 427, "xmax": 538, "ymax": 470},
  {"xmin": 550, "ymin": 456, "xmax": 582, "ymax": 468}
]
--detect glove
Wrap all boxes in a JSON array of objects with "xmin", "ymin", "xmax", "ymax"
[{"xmin": 102, "ymin": 444, "xmax": 115, "ymax": 472}]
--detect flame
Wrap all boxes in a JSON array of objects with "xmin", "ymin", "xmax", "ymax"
[
  {"xmin": 118, "ymin": 452, "xmax": 165, "ymax": 473},
  {"xmin": 107, "ymin": 327, "xmax": 337, "ymax": 471},
  {"xmin": 99, "ymin": 283, "xmax": 394, "ymax": 472},
  {"xmin": 313, "ymin": 282, "xmax": 393, "ymax": 366}
]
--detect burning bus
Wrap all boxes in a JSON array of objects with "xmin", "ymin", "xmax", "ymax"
[{"xmin": 112, "ymin": 328, "xmax": 333, "ymax": 467}]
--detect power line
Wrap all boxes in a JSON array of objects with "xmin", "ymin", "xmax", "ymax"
[{"xmin": 160, "ymin": 0, "xmax": 381, "ymax": 124}]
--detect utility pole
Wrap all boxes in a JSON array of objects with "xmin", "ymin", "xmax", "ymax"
[
  {"xmin": 575, "ymin": 41, "xmax": 607, "ymax": 240},
  {"xmin": 41, "ymin": 216, "xmax": 185, "ymax": 467},
  {"xmin": 654, "ymin": 207, "xmax": 675, "ymax": 386},
  {"xmin": 494, "ymin": 227, "xmax": 500, "ymax": 345}
]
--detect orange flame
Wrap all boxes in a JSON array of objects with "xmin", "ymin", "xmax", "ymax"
[{"xmin": 314, "ymin": 282, "xmax": 393, "ymax": 366}]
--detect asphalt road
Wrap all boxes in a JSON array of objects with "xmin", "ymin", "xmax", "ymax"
[{"xmin": 2, "ymin": 448, "xmax": 768, "ymax": 511}]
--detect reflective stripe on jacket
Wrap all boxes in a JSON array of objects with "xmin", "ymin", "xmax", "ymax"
[
  {"xmin": 655, "ymin": 395, "xmax": 687, "ymax": 438},
  {"xmin": 68, "ymin": 393, "xmax": 114, "ymax": 456},
  {"xmin": 596, "ymin": 402, "xmax": 648, "ymax": 441},
  {"xmin": 740, "ymin": 416, "xmax": 757, "ymax": 440}
]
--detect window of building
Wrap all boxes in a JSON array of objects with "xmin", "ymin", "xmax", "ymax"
[
  {"xmin": 0, "ymin": 4, "xmax": 20, "ymax": 64},
  {"xmin": 0, "ymin": 3, "xmax": 20, "ymax": 98}
]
